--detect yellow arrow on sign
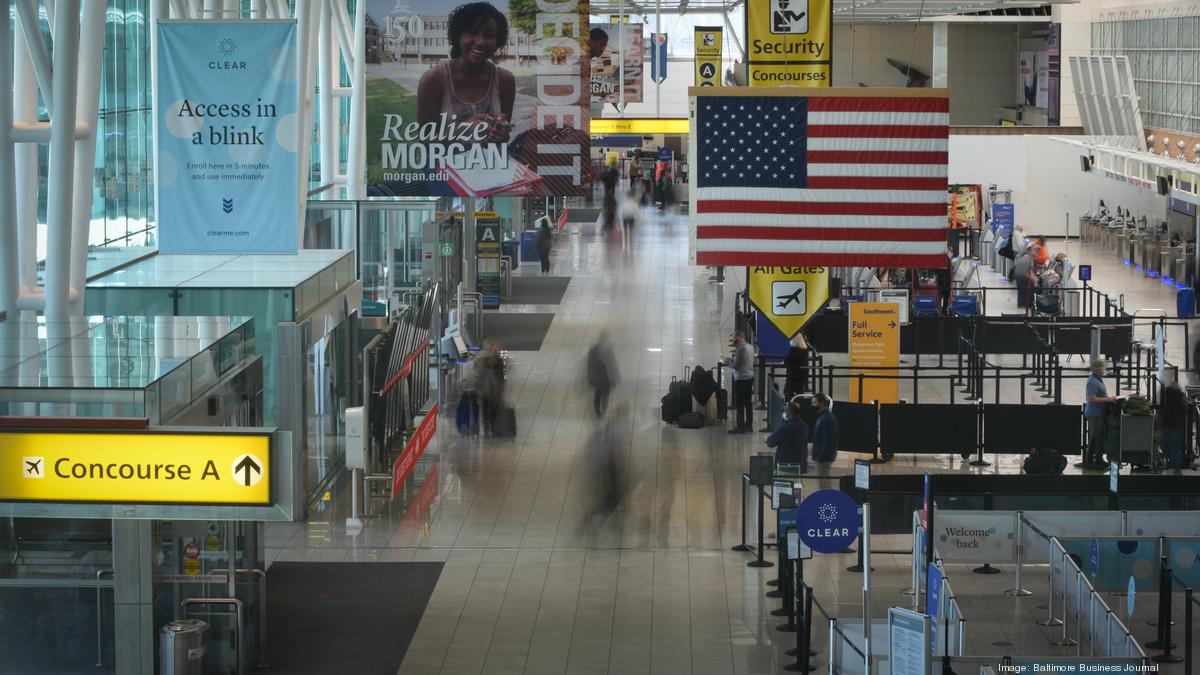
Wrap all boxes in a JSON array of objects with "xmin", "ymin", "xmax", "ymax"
[{"xmin": 747, "ymin": 266, "xmax": 831, "ymax": 338}]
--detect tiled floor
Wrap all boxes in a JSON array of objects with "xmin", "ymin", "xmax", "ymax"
[{"xmin": 265, "ymin": 205, "xmax": 1199, "ymax": 674}]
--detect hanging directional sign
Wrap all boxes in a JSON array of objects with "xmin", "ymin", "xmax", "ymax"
[
  {"xmin": 747, "ymin": 266, "xmax": 830, "ymax": 339},
  {"xmin": 795, "ymin": 488, "xmax": 860, "ymax": 554},
  {"xmin": 0, "ymin": 429, "xmax": 272, "ymax": 506}
]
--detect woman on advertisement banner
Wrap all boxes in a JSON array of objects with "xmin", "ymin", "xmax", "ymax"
[
  {"xmin": 417, "ymin": 2, "xmax": 515, "ymax": 144},
  {"xmin": 365, "ymin": 0, "xmax": 593, "ymax": 198}
]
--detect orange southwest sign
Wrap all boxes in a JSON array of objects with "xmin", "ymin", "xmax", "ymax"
[{"xmin": 848, "ymin": 303, "xmax": 900, "ymax": 404}]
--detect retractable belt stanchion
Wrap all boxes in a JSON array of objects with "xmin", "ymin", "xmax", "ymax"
[
  {"xmin": 972, "ymin": 493, "xmax": 1001, "ymax": 574},
  {"xmin": 748, "ymin": 482, "xmax": 773, "ymax": 568}
]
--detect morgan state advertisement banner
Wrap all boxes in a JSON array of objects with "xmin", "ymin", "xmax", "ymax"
[
  {"xmin": 745, "ymin": 0, "xmax": 831, "ymax": 87},
  {"xmin": 365, "ymin": 0, "xmax": 592, "ymax": 198},
  {"xmin": 590, "ymin": 22, "xmax": 643, "ymax": 104},
  {"xmin": 156, "ymin": 21, "xmax": 299, "ymax": 254}
]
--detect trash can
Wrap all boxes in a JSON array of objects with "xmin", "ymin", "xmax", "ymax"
[
  {"xmin": 520, "ymin": 229, "xmax": 540, "ymax": 263},
  {"xmin": 160, "ymin": 619, "xmax": 208, "ymax": 675},
  {"xmin": 1177, "ymin": 286, "xmax": 1195, "ymax": 318}
]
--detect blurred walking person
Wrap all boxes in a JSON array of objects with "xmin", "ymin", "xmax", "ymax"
[
  {"xmin": 474, "ymin": 340, "xmax": 507, "ymax": 436},
  {"xmin": 586, "ymin": 331, "xmax": 619, "ymax": 417},
  {"xmin": 583, "ymin": 403, "xmax": 631, "ymax": 522},
  {"xmin": 535, "ymin": 216, "xmax": 554, "ymax": 275},
  {"xmin": 601, "ymin": 159, "xmax": 619, "ymax": 232}
]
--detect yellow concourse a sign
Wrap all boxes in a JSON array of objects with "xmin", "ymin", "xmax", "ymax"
[
  {"xmin": 0, "ymin": 430, "xmax": 271, "ymax": 506},
  {"xmin": 747, "ymin": 266, "xmax": 830, "ymax": 338},
  {"xmin": 694, "ymin": 26, "xmax": 723, "ymax": 87},
  {"xmin": 746, "ymin": 0, "xmax": 831, "ymax": 87},
  {"xmin": 848, "ymin": 303, "xmax": 900, "ymax": 405}
]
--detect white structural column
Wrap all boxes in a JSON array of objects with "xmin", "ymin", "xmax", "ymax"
[
  {"xmin": 43, "ymin": 0, "xmax": 82, "ymax": 320},
  {"xmin": 347, "ymin": 0, "xmax": 366, "ymax": 198},
  {"xmin": 69, "ymin": 1, "xmax": 108, "ymax": 310},
  {"xmin": 318, "ymin": 0, "xmax": 336, "ymax": 186},
  {"xmin": 0, "ymin": 3, "xmax": 19, "ymax": 318},
  {"xmin": 932, "ymin": 22, "xmax": 949, "ymax": 90}
]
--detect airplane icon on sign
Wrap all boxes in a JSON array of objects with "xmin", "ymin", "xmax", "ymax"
[
  {"xmin": 776, "ymin": 288, "xmax": 804, "ymax": 309},
  {"xmin": 23, "ymin": 456, "xmax": 44, "ymax": 478}
]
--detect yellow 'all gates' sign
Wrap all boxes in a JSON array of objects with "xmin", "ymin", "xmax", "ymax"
[
  {"xmin": 747, "ymin": 266, "xmax": 830, "ymax": 338},
  {"xmin": 0, "ymin": 430, "xmax": 272, "ymax": 506},
  {"xmin": 745, "ymin": 0, "xmax": 832, "ymax": 87}
]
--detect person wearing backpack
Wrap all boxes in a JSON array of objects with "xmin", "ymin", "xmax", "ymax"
[{"xmin": 811, "ymin": 393, "xmax": 838, "ymax": 488}]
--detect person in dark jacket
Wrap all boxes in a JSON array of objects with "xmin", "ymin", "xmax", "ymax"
[
  {"xmin": 783, "ymin": 334, "xmax": 810, "ymax": 400},
  {"xmin": 1160, "ymin": 382, "xmax": 1188, "ymax": 473},
  {"xmin": 811, "ymin": 393, "xmax": 838, "ymax": 489},
  {"xmin": 586, "ymin": 331, "xmax": 619, "ymax": 417},
  {"xmin": 535, "ymin": 217, "xmax": 553, "ymax": 274},
  {"xmin": 766, "ymin": 401, "xmax": 810, "ymax": 473}
]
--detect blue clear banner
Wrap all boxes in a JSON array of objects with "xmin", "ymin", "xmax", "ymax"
[{"xmin": 156, "ymin": 21, "xmax": 299, "ymax": 253}]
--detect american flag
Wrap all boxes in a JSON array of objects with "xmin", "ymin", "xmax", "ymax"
[{"xmin": 692, "ymin": 91, "xmax": 949, "ymax": 268}]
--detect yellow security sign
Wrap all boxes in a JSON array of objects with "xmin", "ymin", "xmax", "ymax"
[
  {"xmin": 746, "ymin": 0, "xmax": 831, "ymax": 87},
  {"xmin": 747, "ymin": 266, "xmax": 830, "ymax": 338},
  {"xmin": 0, "ymin": 430, "xmax": 271, "ymax": 505},
  {"xmin": 695, "ymin": 26, "xmax": 722, "ymax": 87}
]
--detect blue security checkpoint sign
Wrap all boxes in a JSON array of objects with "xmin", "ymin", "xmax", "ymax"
[
  {"xmin": 992, "ymin": 203, "xmax": 1014, "ymax": 237},
  {"xmin": 796, "ymin": 489, "xmax": 860, "ymax": 554}
]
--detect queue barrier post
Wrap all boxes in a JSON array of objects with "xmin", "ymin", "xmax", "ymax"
[
  {"xmin": 748, "ymin": 484, "xmax": 773, "ymax": 568},
  {"xmin": 1038, "ymin": 539, "xmax": 1063, "ymax": 627},
  {"xmin": 1006, "ymin": 512, "xmax": 1032, "ymax": 596},
  {"xmin": 733, "ymin": 474, "xmax": 751, "ymax": 552},
  {"xmin": 1184, "ymin": 588, "xmax": 1193, "ymax": 675},
  {"xmin": 1051, "ymin": 548, "xmax": 1078, "ymax": 647}
]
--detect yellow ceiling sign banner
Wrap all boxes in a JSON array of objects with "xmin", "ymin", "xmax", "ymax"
[
  {"xmin": 747, "ymin": 266, "xmax": 830, "ymax": 338},
  {"xmin": 0, "ymin": 430, "xmax": 272, "ymax": 506},
  {"xmin": 590, "ymin": 118, "xmax": 689, "ymax": 135},
  {"xmin": 694, "ymin": 26, "xmax": 722, "ymax": 87},
  {"xmin": 746, "ymin": 0, "xmax": 832, "ymax": 87}
]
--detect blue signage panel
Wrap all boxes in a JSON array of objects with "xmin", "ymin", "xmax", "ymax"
[
  {"xmin": 926, "ymin": 563, "xmax": 944, "ymax": 656},
  {"xmin": 1090, "ymin": 536, "xmax": 1100, "ymax": 576},
  {"xmin": 796, "ymin": 489, "xmax": 860, "ymax": 554},
  {"xmin": 651, "ymin": 33, "xmax": 668, "ymax": 83},
  {"xmin": 992, "ymin": 203, "xmax": 1014, "ymax": 237},
  {"xmin": 157, "ymin": 21, "xmax": 299, "ymax": 253}
]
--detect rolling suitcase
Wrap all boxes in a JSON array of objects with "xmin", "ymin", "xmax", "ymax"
[{"xmin": 677, "ymin": 412, "xmax": 705, "ymax": 429}]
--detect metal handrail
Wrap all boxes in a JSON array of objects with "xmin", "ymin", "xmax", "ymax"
[
  {"xmin": 95, "ymin": 568, "xmax": 114, "ymax": 667},
  {"xmin": 181, "ymin": 597, "xmax": 244, "ymax": 675},
  {"xmin": 499, "ymin": 256, "xmax": 512, "ymax": 298},
  {"xmin": 211, "ymin": 568, "xmax": 268, "ymax": 668}
]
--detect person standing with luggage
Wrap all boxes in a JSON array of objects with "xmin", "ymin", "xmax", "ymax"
[
  {"xmin": 535, "ymin": 217, "xmax": 554, "ymax": 275},
  {"xmin": 811, "ymin": 393, "xmax": 838, "ymax": 488},
  {"xmin": 1084, "ymin": 359, "xmax": 1117, "ymax": 467},
  {"xmin": 474, "ymin": 340, "xmax": 507, "ymax": 436},
  {"xmin": 1013, "ymin": 245, "xmax": 1035, "ymax": 310},
  {"xmin": 725, "ymin": 332, "xmax": 756, "ymax": 434},
  {"xmin": 766, "ymin": 401, "xmax": 810, "ymax": 472}
]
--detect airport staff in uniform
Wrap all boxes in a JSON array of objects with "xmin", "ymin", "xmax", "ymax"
[{"xmin": 1084, "ymin": 359, "xmax": 1118, "ymax": 467}]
